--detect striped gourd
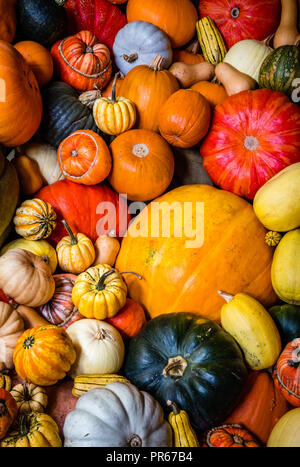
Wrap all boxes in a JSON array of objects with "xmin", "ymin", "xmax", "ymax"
[
  {"xmin": 196, "ymin": 17, "xmax": 227, "ymax": 65},
  {"xmin": 0, "ymin": 374, "xmax": 12, "ymax": 391},
  {"xmin": 167, "ymin": 401, "xmax": 199, "ymax": 447},
  {"xmin": 72, "ymin": 374, "xmax": 131, "ymax": 397},
  {"xmin": 10, "ymin": 383, "xmax": 48, "ymax": 414},
  {"xmin": 13, "ymin": 198, "xmax": 56, "ymax": 241}
]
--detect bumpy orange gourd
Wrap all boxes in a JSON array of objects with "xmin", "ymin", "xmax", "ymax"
[
  {"xmin": 13, "ymin": 325, "xmax": 76, "ymax": 386},
  {"xmin": 14, "ymin": 41, "xmax": 53, "ymax": 87}
]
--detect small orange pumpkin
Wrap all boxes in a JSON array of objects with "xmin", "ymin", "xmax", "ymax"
[
  {"xmin": 108, "ymin": 129, "xmax": 175, "ymax": 202},
  {"xmin": 107, "ymin": 298, "xmax": 146, "ymax": 339},
  {"xmin": 172, "ymin": 40, "xmax": 205, "ymax": 65},
  {"xmin": 12, "ymin": 154, "xmax": 44, "ymax": 195},
  {"xmin": 51, "ymin": 30, "xmax": 112, "ymax": 91},
  {"xmin": 0, "ymin": 388, "xmax": 18, "ymax": 440},
  {"xmin": 191, "ymin": 81, "xmax": 228, "ymax": 108},
  {"xmin": 14, "ymin": 41, "xmax": 54, "ymax": 87},
  {"xmin": 57, "ymin": 130, "xmax": 112, "ymax": 185},
  {"xmin": 158, "ymin": 89, "xmax": 211, "ymax": 148},
  {"xmin": 203, "ymin": 424, "xmax": 260, "ymax": 447},
  {"xmin": 273, "ymin": 338, "xmax": 300, "ymax": 407}
]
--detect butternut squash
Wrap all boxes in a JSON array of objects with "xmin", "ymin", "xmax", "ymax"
[
  {"xmin": 72, "ymin": 374, "xmax": 130, "ymax": 397},
  {"xmin": 16, "ymin": 305, "xmax": 49, "ymax": 329},
  {"xmin": 93, "ymin": 235, "xmax": 120, "ymax": 267},
  {"xmin": 167, "ymin": 401, "xmax": 199, "ymax": 447},
  {"xmin": 169, "ymin": 61, "xmax": 215, "ymax": 88},
  {"xmin": 274, "ymin": 0, "xmax": 300, "ymax": 48},
  {"xmin": 215, "ymin": 63, "xmax": 257, "ymax": 96}
]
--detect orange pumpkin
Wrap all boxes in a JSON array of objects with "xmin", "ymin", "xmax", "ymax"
[
  {"xmin": 273, "ymin": 338, "xmax": 300, "ymax": 407},
  {"xmin": 108, "ymin": 129, "xmax": 175, "ymax": 202},
  {"xmin": 225, "ymin": 371, "xmax": 289, "ymax": 444},
  {"xmin": 106, "ymin": 298, "xmax": 146, "ymax": 339},
  {"xmin": 203, "ymin": 424, "xmax": 260, "ymax": 447},
  {"xmin": 173, "ymin": 40, "xmax": 205, "ymax": 65},
  {"xmin": 0, "ymin": 389, "xmax": 17, "ymax": 440},
  {"xmin": 14, "ymin": 41, "xmax": 54, "ymax": 87},
  {"xmin": 191, "ymin": 81, "xmax": 228, "ymax": 108},
  {"xmin": 13, "ymin": 325, "xmax": 76, "ymax": 386},
  {"xmin": 119, "ymin": 55, "xmax": 180, "ymax": 132},
  {"xmin": 57, "ymin": 130, "xmax": 112, "ymax": 185},
  {"xmin": 116, "ymin": 185, "xmax": 277, "ymax": 322},
  {"xmin": 158, "ymin": 89, "xmax": 211, "ymax": 148},
  {"xmin": 51, "ymin": 30, "xmax": 112, "ymax": 91},
  {"xmin": 0, "ymin": 0, "xmax": 16, "ymax": 43},
  {"xmin": 126, "ymin": 0, "xmax": 198, "ymax": 48},
  {"xmin": 0, "ymin": 41, "xmax": 42, "ymax": 147},
  {"xmin": 101, "ymin": 75, "xmax": 124, "ymax": 98}
]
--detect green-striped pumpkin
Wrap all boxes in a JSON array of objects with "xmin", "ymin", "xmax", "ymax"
[
  {"xmin": 13, "ymin": 199, "xmax": 56, "ymax": 241},
  {"xmin": 0, "ymin": 374, "xmax": 12, "ymax": 391},
  {"xmin": 259, "ymin": 46, "xmax": 300, "ymax": 99},
  {"xmin": 196, "ymin": 17, "xmax": 227, "ymax": 65}
]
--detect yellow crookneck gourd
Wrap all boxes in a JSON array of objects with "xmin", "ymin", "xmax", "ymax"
[
  {"xmin": 273, "ymin": 0, "xmax": 300, "ymax": 48},
  {"xmin": 215, "ymin": 62, "xmax": 257, "ymax": 96},
  {"xmin": 219, "ymin": 291, "xmax": 281, "ymax": 370},
  {"xmin": 167, "ymin": 401, "xmax": 199, "ymax": 447}
]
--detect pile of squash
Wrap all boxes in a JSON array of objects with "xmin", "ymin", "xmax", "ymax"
[{"xmin": 0, "ymin": 0, "xmax": 300, "ymax": 449}]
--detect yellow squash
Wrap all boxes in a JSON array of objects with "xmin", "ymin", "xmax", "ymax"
[
  {"xmin": 253, "ymin": 162, "xmax": 300, "ymax": 232},
  {"xmin": 265, "ymin": 231, "xmax": 282, "ymax": 247},
  {"xmin": 1, "ymin": 238, "xmax": 57, "ymax": 273},
  {"xmin": 167, "ymin": 401, "xmax": 199, "ymax": 447},
  {"xmin": 13, "ymin": 198, "xmax": 56, "ymax": 241},
  {"xmin": 93, "ymin": 73, "xmax": 136, "ymax": 135},
  {"xmin": 267, "ymin": 408, "xmax": 300, "ymax": 447},
  {"xmin": 72, "ymin": 374, "xmax": 130, "ymax": 397},
  {"xmin": 196, "ymin": 17, "xmax": 227, "ymax": 65},
  {"xmin": 271, "ymin": 229, "xmax": 300, "ymax": 305},
  {"xmin": 219, "ymin": 292, "xmax": 281, "ymax": 370}
]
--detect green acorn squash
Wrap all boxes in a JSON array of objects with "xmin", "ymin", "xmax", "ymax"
[
  {"xmin": 124, "ymin": 312, "xmax": 248, "ymax": 431},
  {"xmin": 0, "ymin": 152, "xmax": 19, "ymax": 249},
  {"xmin": 269, "ymin": 304, "xmax": 300, "ymax": 347},
  {"xmin": 259, "ymin": 45, "xmax": 300, "ymax": 99}
]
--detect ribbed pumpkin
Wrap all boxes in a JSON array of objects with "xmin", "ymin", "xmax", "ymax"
[
  {"xmin": 225, "ymin": 371, "xmax": 289, "ymax": 445},
  {"xmin": 58, "ymin": 130, "xmax": 111, "ymax": 185},
  {"xmin": 158, "ymin": 89, "xmax": 211, "ymax": 148},
  {"xmin": 0, "ymin": 0, "xmax": 16, "ymax": 42},
  {"xmin": 200, "ymin": 89, "xmax": 300, "ymax": 200},
  {"xmin": 203, "ymin": 424, "xmax": 260, "ymax": 447},
  {"xmin": 191, "ymin": 81, "xmax": 228, "ymax": 108},
  {"xmin": 126, "ymin": 0, "xmax": 198, "ymax": 48},
  {"xmin": 51, "ymin": 30, "xmax": 112, "ymax": 92},
  {"xmin": 1, "ymin": 239, "xmax": 57, "ymax": 274},
  {"xmin": 14, "ymin": 199, "xmax": 57, "ymax": 241},
  {"xmin": 13, "ymin": 325, "xmax": 76, "ymax": 386},
  {"xmin": 0, "ymin": 41, "xmax": 42, "ymax": 147},
  {"xmin": 0, "ymin": 375, "xmax": 11, "ymax": 392},
  {"xmin": 0, "ymin": 389, "xmax": 17, "ymax": 440},
  {"xmin": 14, "ymin": 41, "xmax": 54, "ymax": 87},
  {"xmin": 116, "ymin": 185, "xmax": 276, "ymax": 322},
  {"xmin": 273, "ymin": 338, "xmax": 300, "ymax": 407},
  {"xmin": 10, "ymin": 383, "xmax": 48, "ymax": 414},
  {"xmin": 37, "ymin": 273, "xmax": 83, "ymax": 329},
  {"xmin": 108, "ymin": 129, "xmax": 175, "ymax": 202},
  {"xmin": 119, "ymin": 55, "xmax": 180, "ymax": 132},
  {"xmin": 196, "ymin": 17, "xmax": 227, "ymax": 65}
]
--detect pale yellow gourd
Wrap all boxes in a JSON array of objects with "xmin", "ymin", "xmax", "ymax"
[
  {"xmin": 215, "ymin": 63, "xmax": 257, "ymax": 96},
  {"xmin": 274, "ymin": 0, "xmax": 300, "ymax": 49},
  {"xmin": 219, "ymin": 291, "xmax": 281, "ymax": 370},
  {"xmin": 267, "ymin": 408, "xmax": 300, "ymax": 447},
  {"xmin": 169, "ymin": 61, "xmax": 215, "ymax": 88}
]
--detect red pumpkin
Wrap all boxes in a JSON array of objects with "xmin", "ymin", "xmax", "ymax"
[
  {"xmin": 199, "ymin": 0, "xmax": 281, "ymax": 49},
  {"xmin": 107, "ymin": 298, "xmax": 146, "ymax": 339},
  {"xmin": 63, "ymin": 0, "xmax": 127, "ymax": 50},
  {"xmin": 200, "ymin": 89, "xmax": 300, "ymax": 200},
  {"xmin": 51, "ymin": 30, "xmax": 112, "ymax": 92},
  {"xmin": 273, "ymin": 338, "xmax": 300, "ymax": 407},
  {"xmin": 36, "ymin": 179, "xmax": 130, "ymax": 245},
  {"xmin": 0, "ymin": 388, "xmax": 17, "ymax": 439},
  {"xmin": 37, "ymin": 274, "xmax": 84, "ymax": 329}
]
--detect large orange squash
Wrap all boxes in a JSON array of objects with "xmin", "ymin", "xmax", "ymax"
[
  {"xmin": 119, "ymin": 55, "xmax": 180, "ymax": 132},
  {"xmin": 0, "ymin": 41, "xmax": 42, "ymax": 147},
  {"xmin": 116, "ymin": 185, "xmax": 276, "ymax": 322},
  {"xmin": 14, "ymin": 41, "xmax": 54, "ymax": 87},
  {"xmin": 0, "ymin": 0, "xmax": 16, "ymax": 43},
  {"xmin": 225, "ymin": 371, "xmax": 289, "ymax": 445}
]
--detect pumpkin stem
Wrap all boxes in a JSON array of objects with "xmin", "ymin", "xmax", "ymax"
[
  {"xmin": 78, "ymin": 89, "xmax": 102, "ymax": 109},
  {"xmin": 149, "ymin": 55, "xmax": 165, "ymax": 71},
  {"xmin": 23, "ymin": 383, "xmax": 31, "ymax": 401},
  {"xmin": 231, "ymin": 6, "xmax": 240, "ymax": 18},
  {"xmin": 111, "ymin": 72, "xmax": 121, "ymax": 103},
  {"xmin": 122, "ymin": 53, "xmax": 138, "ymax": 63},
  {"xmin": 62, "ymin": 220, "xmax": 78, "ymax": 245},
  {"xmin": 94, "ymin": 328, "xmax": 115, "ymax": 342},
  {"xmin": 186, "ymin": 38, "xmax": 200, "ymax": 55},
  {"xmin": 19, "ymin": 413, "xmax": 30, "ymax": 436},
  {"xmin": 127, "ymin": 434, "xmax": 142, "ymax": 447},
  {"xmin": 163, "ymin": 356, "xmax": 188, "ymax": 379},
  {"xmin": 55, "ymin": 0, "xmax": 67, "ymax": 5},
  {"xmin": 119, "ymin": 271, "xmax": 143, "ymax": 280},
  {"xmin": 218, "ymin": 291, "xmax": 234, "ymax": 303},
  {"xmin": 96, "ymin": 269, "xmax": 142, "ymax": 291},
  {"xmin": 166, "ymin": 400, "xmax": 180, "ymax": 415}
]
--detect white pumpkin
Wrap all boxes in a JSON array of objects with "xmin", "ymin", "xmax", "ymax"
[
  {"xmin": 63, "ymin": 382, "xmax": 172, "ymax": 447},
  {"xmin": 113, "ymin": 21, "xmax": 173, "ymax": 75},
  {"xmin": 66, "ymin": 319, "xmax": 124, "ymax": 378},
  {"xmin": 23, "ymin": 142, "xmax": 64, "ymax": 185},
  {"xmin": 224, "ymin": 40, "xmax": 272, "ymax": 82}
]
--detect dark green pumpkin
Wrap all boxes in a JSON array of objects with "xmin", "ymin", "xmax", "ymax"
[
  {"xmin": 39, "ymin": 82, "xmax": 106, "ymax": 147},
  {"xmin": 259, "ymin": 45, "xmax": 300, "ymax": 99},
  {"xmin": 124, "ymin": 312, "xmax": 248, "ymax": 431},
  {"xmin": 268, "ymin": 304, "xmax": 300, "ymax": 347},
  {"xmin": 17, "ymin": 0, "xmax": 67, "ymax": 47}
]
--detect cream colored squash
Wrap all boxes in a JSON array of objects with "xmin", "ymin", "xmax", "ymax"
[
  {"xmin": 223, "ymin": 40, "xmax": 272, "ymax": 82},
  {"xmin": 22, "ymin": 142, "xmax": 64, "ymax": 185},
  {"xmin": 0, "ymin": 302, "xmax": 24, "ymax": 371},
  {"xmin": 267, "ymin": 408, "xmax": 300, "ymax": 447},
  {"xmin": 66, "ymin": 319, "xmax": 125, "ymax": 378},
  {"xmin": 64, "ymin": 382, "xmax": 172, "ymax": 447},
  {"xmin": 1, "ymin": 238, "xmax": 57, "ymax": 273},
  {"xmin": 253, "ymin": 163, "xmax": 300, "ymax": 232}
]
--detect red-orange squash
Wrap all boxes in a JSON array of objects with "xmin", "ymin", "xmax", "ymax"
[
  {"xmin": 0, "ymin": 0, "xmax": 16, "ymax": 43},
  {"xmin": 51, "ymin": 30, "xmax": 112, "ymax": 91},
  {"xmin": 273, "ymin": 338, "xmax": 300, "ymax": 407},
  {"xmin": 57, "ymin": 130, "xmax": 111, "ymax": 185},
  {"xmin": 158, "ymin": 89, "xmax": 211, "ymax": 148},
  {"xmin": 108, "ymin": 129, "xmax": 175, "ymax": 202},
  {"xmin": 0, "ymin": 389, "xmax": 17, "ymax": 440},
  {"xmin": 191, "ymin": 81, "xmax": 228, "ymax": 108},
  {"xmin": 225, "ymin": 371, "xmax": 289, "ymax": 444},
  {"xmin": 14, "ymin": 41, "xmax": 54, "ymax": 87},
  {"xmin": 119, "ymin": 55, "xmax": 180, "ymax": 132},
  {"xmin": 203, "ymin": 424, "xmax": 260, "ymax": 447},
  {"xmin": 106, "ymin": 298, "xmax": 146, "ymax": 339},
  {"xmin": 0, "ymin": 41, "xmax": 42, "ymax": 147},
  {"xmin": 116, "ymin": 185, "xmax": 276, "ymax": 322}
]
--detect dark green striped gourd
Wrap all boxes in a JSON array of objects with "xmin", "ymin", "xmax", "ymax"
[{"xmin": 259, "ymin": 45, "xmax": 300, "ymax": 99}]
